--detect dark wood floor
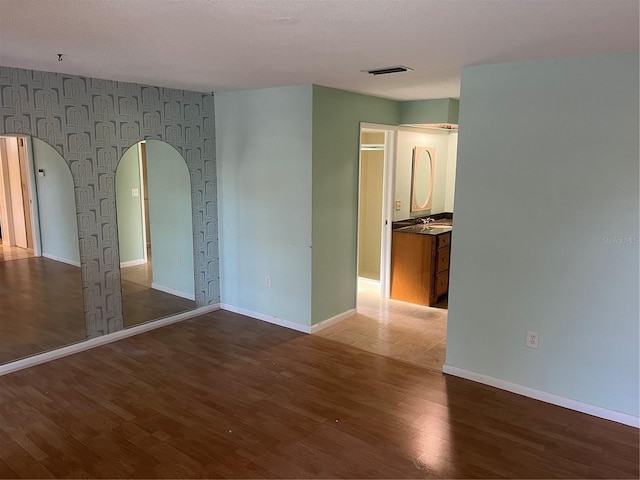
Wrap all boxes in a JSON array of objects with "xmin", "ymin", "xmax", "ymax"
[{"xmin": 0, "ymin": 310, "xmax": 637, "ymax": 479}]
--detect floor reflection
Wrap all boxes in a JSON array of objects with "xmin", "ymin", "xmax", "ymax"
[
  {"xmin": 314, "ymin": 278, "xmax": 448, "ymax": 370},
  {"xmin": 0, "ymin": 240, "xmax": 197, "ymax": 364},
  {"xmin": 121, "ymin": 259, "xmax": 196, "ymax": 328},
  {"xmin": 0, "ymin": 244, "xmax": 85, "ymax": 364}
]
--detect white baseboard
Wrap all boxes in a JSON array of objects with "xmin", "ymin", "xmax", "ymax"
[
  {"xmin": 151, "ymin": 282, "xmax": 195, "ymax": 301},
  {"xmin": 310, "ymin": 309, "xmax": 356, "ymax": 333},
  {"xmin": 220, "ymin": 303, "xmax": 311, "ymax": 333},
  {"xmin": 0, "ymin": 304, "xmax": 220, "ymax": 378},
  {"xmin": 42, "ymin": 253, "xmax": 80, "ymax": 268},
  {"xmin": 121, "ymin": 259, "xmax": 146, "ymax": 268},
  {"xmin": 442, "ymin": 364, "xmax": 639, "ymax": 428}
]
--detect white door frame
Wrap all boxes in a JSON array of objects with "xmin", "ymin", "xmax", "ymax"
[
  {"xmin": 358, "ymin": 122, "xmax": 398, "ymax": 298},
  {"xmin": 0, "ymin": 135, "xmax": 42, "ymax": 256},
  {"xmin": 21, "ymin": 136, "xmax": 42, "ymax": 256},
  {"xmin": 137, "ymin": 141, "xmax": 148, "ymax": 263}
]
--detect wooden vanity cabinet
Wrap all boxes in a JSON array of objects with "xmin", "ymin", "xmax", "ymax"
[{"xmin": 390, "ymin": 231, "xmax": 451, "ymax": 306}]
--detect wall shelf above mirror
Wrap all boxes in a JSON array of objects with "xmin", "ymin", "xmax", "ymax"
[{"xmin": 410, "ymin": 146, "xmax": 435, "ymax": 212}]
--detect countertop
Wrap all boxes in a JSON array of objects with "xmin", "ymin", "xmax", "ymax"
[{"xmin": 394, "ymin": 223, "xmax": 452, "ymax": 236}]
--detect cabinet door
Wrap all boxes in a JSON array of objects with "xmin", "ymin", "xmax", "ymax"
[
  {"xmin": 435, "ymin": 271, "xmax": 449, "ymax": 297},
  {"xmin": 390, "ymin": 232, "xmax": 434, "ymax": 305},
  {"xmin": 436, "ymin": 247, "xmax": 450, "ymax": 273},
  {"xmin": 437, "ymin": 232, "xmax": 451, "ymax": 249}
]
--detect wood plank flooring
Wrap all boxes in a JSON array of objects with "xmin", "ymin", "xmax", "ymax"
[{"xmin": 0, "ymin": 309, "xmax": 637, "ymax": 478}]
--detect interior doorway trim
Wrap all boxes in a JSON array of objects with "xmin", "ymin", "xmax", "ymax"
[
  {"xmin": 358, "ymin": 122, "xmax": 398, "ymax": 298},
  {"xmin": 0, "ymin": 135, "xmax": 42, "ymax": 256}
]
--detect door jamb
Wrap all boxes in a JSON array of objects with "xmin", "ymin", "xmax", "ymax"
[{"xmin": 358, "ymin": 122, "xmax": 397, "ymax": 298}]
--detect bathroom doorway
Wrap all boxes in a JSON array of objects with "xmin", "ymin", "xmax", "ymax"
[
  {"xmin": 315, "ymin": 124, "xmax": 451, "ymax": 371},
  {"xmin": 356, "ymin": 123, "xmax": 397, "ymax": 298}
]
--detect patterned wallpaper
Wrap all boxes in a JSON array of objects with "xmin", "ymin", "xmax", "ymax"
[{"xmin": 0, "ymin": 66, "xmax": 219, "ymax": 338}]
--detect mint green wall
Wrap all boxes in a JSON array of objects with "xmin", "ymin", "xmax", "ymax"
[
  {"xmin": 311, "ymin": 85, "xmax": 400, "ymax": 324},
  {"xmin": 216, "ymin": 86, "xmax": 313, "ymax": 325},
  {"xmin": 447, "ymin": 99, "xmax": 460, "ymax": 125},
  {"xmin": 32, "ymin": 137, "xmax": 80, "ymax": 265},
  {"xmin": 446, "ymin": 52, "xmax": 639, "ymax": 417},
  {"xmin": 400, "ymin": 98, "xmax": 459, "ymax": 125},
  {"xmin": 146, "ymin": 140, "xmax": 195, "ymax": 297},
  {"xmin": 444, "ymin": 132, "xmax": 458, "ymax": 212},
  {"xmin": 115, "ymin": 144, "xmax": 144, "ymax": 264}
]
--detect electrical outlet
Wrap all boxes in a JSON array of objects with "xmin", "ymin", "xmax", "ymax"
[
  {"xmin": 265, "ymin": 275, "xmax": 271, "ymax": 288},
  {"xmin": 132, "ymin": 188, "xmax": 139, "ymax": 197},
  {"xmin": 395, "ymin": 200, "xmax": 402, "ymax": 211},
  {"xmin": 526, "ymin": 331, "xmax": 539, "ymax": 349}
]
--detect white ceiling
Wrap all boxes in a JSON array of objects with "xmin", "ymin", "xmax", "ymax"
[{"xmin": 0, "ymin": 0, "xmax": 638, "ymax": 100}]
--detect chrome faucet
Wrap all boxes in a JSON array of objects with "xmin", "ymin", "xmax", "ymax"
[{"xmin": 420, "ymin": 217, "xmax": 435, "ymax": 225}]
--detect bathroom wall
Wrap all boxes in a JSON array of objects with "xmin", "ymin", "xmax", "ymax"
[
  {"xmin": 444, "ymin": 131, "xmax": 458, "ymax": 212},
  {"xmin": 446, "ymin": 52, "xmax": 639, "ymax": 419},
  {"xmin": 0, "ymin": 66, "xmax": 219, "ymax": 338},
  {"xmin": 216, "ymin": 86, "xmax": 313, "ymax": 326},
  {"xmin": 394, "ymin": 127, "xmax": 456, "ymax": 220}
]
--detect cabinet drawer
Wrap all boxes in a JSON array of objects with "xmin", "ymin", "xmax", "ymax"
[
  {"xmin": 436, "ymin": 247, "xmax": 450, "ymax": 273},
  {"xmin": 437, "ymin": 232, "xmax": 451, "ymax": 249},
  {"xmin": 435, "ymin": 271, "xmax": 449, "ymax": 297}
]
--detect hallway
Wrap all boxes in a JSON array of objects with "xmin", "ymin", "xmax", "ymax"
[{"xmin": 315, "ymin": 279, "xmax": 447, "ymax": 371}]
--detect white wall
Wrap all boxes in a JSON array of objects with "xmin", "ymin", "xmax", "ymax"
[
  {"xmin": 446, "ymin": 52, "xmax": 639, "ymax": 419},
  {"xmin": 216, "ymin": 86, "xmax": 313, "ymax": 326},
  {"xmin": 394, "ymin": 127, "xmax": 455, "ymax": 220}
]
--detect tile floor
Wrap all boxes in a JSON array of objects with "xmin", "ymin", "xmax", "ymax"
[{"xmin": 315, "ymin": 279, "xmax": 448, "ymax": 371}]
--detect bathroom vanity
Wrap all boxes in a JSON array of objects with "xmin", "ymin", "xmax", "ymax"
[{"xmin": 390, "ymin": 223, "xmax": 452, "ymax": 306}]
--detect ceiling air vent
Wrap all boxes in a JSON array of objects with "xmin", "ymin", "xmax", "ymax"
[{"xmin": 364, "ymin": 66, "xmax": 413, "ymax": 76}]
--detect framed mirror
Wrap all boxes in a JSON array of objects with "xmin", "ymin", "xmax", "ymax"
[
  {"xmin": 410, "ymin": 146, "xmax": 435, "ymax": 212},
  {"xmin": 116, "ymin": 140, "xmax": 196, "ymax": 329},
  {"xmin": 0, "ymin": 136, "xmax": 85, "ymax": 365}
]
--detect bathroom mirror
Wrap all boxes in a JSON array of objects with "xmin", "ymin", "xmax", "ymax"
[{"xmin": 410, "ymin": 146, "xmax": 435, "ymax": 212}]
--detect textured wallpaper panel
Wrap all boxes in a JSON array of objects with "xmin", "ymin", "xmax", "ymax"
[{"xmin": 0, "ymin": 67, "xmax": 219, "ymax": 338}]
